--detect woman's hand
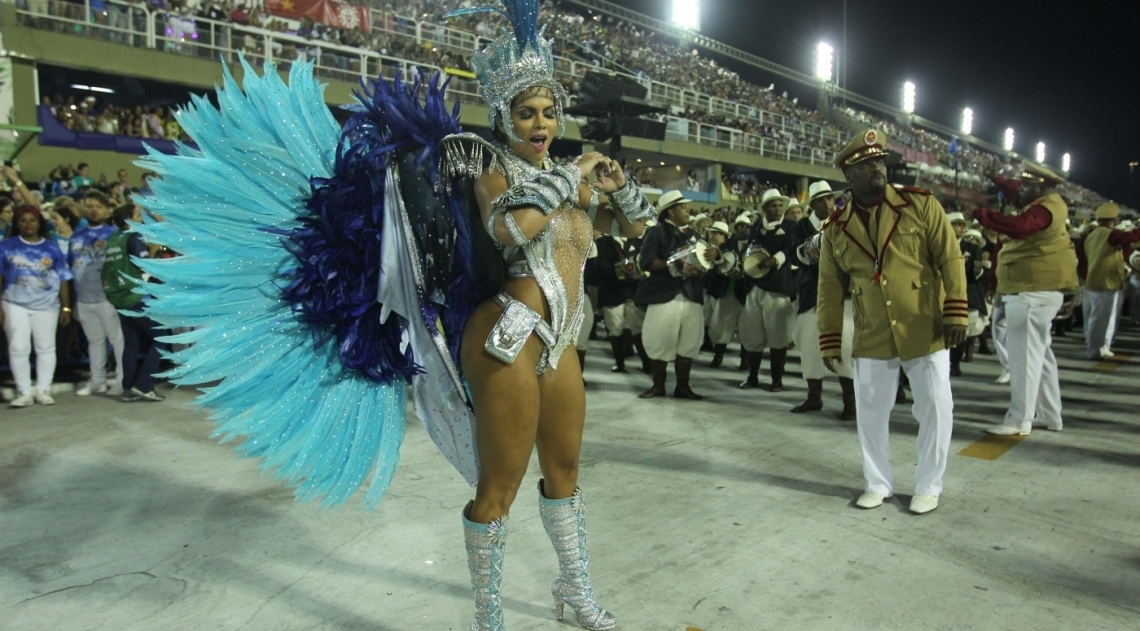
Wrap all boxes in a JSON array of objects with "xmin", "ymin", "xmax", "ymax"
[{"xmin": 576, "ymin": 152, "xmax": 626, "ymax": 193}]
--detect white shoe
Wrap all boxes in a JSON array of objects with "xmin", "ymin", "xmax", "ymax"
[
  {"xmin": 9, "ymin": 393, "xmax": 35, "ymax": 408},
  {"xmin": 35, "ymin": 392, "xmax": 56, "ymax": 406},
  {"xmin": 1099, "ymin": 348, "xmax": 1115, "ymax": 359},
  {"xmin": 995, "ymin": 370, "xmax": 1011, "ymax": 384},
  {"xmin": 856, "ymin": 492, "xmax": 890, "ymax": 509},
  {"xmin": 909, "ymin": 495, "xmax": 939, "ymax": 514},
  {"xmin": 1032, "ymin": 420, "xmax": 1062, "ymax": 432},
  {"xmin": 986, "ymin": 424, "xmax": 1030, "ymax": 436},
  {"xmin": 76, "ymin": 381, "xmax": 108, "ymax": 396},
  {"xmin": 106, "ymin": 384, "xmax": 124, "ymax": 397}
]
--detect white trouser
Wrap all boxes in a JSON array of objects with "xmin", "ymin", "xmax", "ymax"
[
  {"xmin": 642, "ymin": 295, "xmax": 704, "ymax": 361},
  {"xmin": 604, "ymin": 299, "xmax": 645, "ymax": 336},
  {"xmin": 576, "ymin": 293, "xmax": 594, "ymax": 352},
  {"xmin": 76, "ymin": 300, "xmax": 126, "ymax": 389},
  {"xmin": 1001, "ymin": 293, "xmax": 1063, "ymax": 431},
  {"xmin": 795, "ymin": 301, "xmax": 855, "ymax": 380},
  {"xmin": 991, "ymin": 300, "xmax": 1009, "ymax": 370},
  {"xmin": 708, "ymin": 295, "xmax": 743, "ymax": 345},
  {"xmin": 1082, "ymin": 288, "xmax": 1121, "ymax": 357},
  {"xmin": 702, "ymin": 297, "xmax": 714, "ymax": 326},
  {"xmin": 3, "ymin": 301, "xmax": 60, "ymax": 395},
  {"xmin": 853, "ymin": 349, "xmax": 954, "ymax": 497},
  {"xmin": 739, "ymin": 287, "xmax": 796, "ymax": 352}
]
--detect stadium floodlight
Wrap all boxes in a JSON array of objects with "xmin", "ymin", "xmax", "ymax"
[
  {"xmin": 1003, "ymin": 127, "xmax": 1015, "ymax": 152},
  {"xmin": 815, "ymin": 43, "xmax": 834, "ymax": 82},
  {"xmin": 960, "ymin": 108, "xmax": 973, "ymax": 136},
  {"xmin": 1062, "ymin": 153, "xmax": 1071, "ymax": 173},
  {"xmin": 671, "ymin": 0, "xmax": 700, "ymax": 32},
  {"xmin": 901, "ymin": 82, "xmax": 916, "ymax": 114},
  {"xmin": 1036, "ymin": 142, "xmax": 1046, "ymax": 163}
]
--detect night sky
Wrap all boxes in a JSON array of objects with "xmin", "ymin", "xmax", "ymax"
[{"xmin": 601, "ymin": 0, "xmax": 1140, "ymax": 204}]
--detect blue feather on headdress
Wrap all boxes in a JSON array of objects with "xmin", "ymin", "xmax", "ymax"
[{"xmin": 443, "ymin": 0, "xmax": 540, "ymax": 51}]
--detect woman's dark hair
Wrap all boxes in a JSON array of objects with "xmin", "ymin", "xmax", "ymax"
[
  {"xmin": 111, "ymin": 203, "xmax": 137, "ymax": 231},
  {"xmin": 54, "ymin": 205, "xmax": 81, "ymax": 230},
  {"xmin": 10, "ymin": 206, "xmax": 51, "ymax": 239}
]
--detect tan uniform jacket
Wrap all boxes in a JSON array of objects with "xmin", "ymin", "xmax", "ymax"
[
  {"xmin": 994, "ymin": 193, "xmax": 1079, "ymax": 294},
  {"xmin": 817, "ymin": 185, "xmax": 968, "ymax": 361},
  {"xmin": 1084, "ymin": 226, "xmax": 1127, "ymax": 291}
]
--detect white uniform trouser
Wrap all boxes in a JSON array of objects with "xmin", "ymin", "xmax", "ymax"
[
  {"xmin": 708, "ymin": 295, "xmax": 743, "ymax": 345},
  {"xmin": 1001, "ymin": 292, "xmax": 1063, "ymax": 431},
  {"xmin": 739, "ymin": 287, "xmax": 795, "ymax": 352},
  {"xmin": 3, "ymin": 301, "xmax": 60, "ymax": 396},
  {"xmin": 702, "ymin": 297, "xmax": 714, "ymax": 326},
  {"xmin": 991, "ymin": 300, "xmax": 1009, "ymax": 370},
  {"xmin": 576, "ymin": 293, "xmax": 594, "ymax": 352},
  {"xmin": 854, "ymin": 349, "xmax": 954, "ymax": 497},
  {"xmin": 603, "ymin": 299, "xmax": 643, "ymax": 336},
  {"xmin": 795, "ymin": 301, "xmax": 855, "ymax": 380},
  {"xmin": 1082, "ymin": 288, "xmax": 1122, "ymax": 357},
  {"xmin": 76, "ymin": 300, "xmax": 126, "ymax": 389},
  {"xmin": 642, "ymin": 295, "xmax": 704, "ymax": 361}
]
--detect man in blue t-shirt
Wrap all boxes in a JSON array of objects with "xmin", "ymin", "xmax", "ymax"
[{"xmin": 69, "ymin": 191, "xmax": 125, "ymax": 396}]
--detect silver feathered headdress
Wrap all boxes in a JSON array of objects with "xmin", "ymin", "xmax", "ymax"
[{"xmin": 444, "ymin": 0, "xmax": 567, "ymax": 143}]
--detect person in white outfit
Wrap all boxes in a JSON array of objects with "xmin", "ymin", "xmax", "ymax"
[
  {"xmin": 70, "ymin": 191, "xmax": 126, "ymax": 396},
  {"xmin": 817, "ymin": 130, "xmax": 968, "ymax": 516},
  {"xmin": 973, "ymin": 163, "xmax": 1079, "ymax": 436},
  {"xmin": 1079, "ymin": 203, "xmax": 1140, "ymax": 359},
  {"xmin": 0, "ymin": 206, "xmax": 74, "ymax": 407}
]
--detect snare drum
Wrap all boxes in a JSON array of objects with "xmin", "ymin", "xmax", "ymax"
[
  {"xmin": 798, "ymin": 232, "xmax": 822, "ymax": 265},
  {"xmin": 666, "ymin": 242, "xmax": 712, "ymax": 278},
  {"xmin": 742, "ymin": 244, "xmax": 773, "ymax": 278}
]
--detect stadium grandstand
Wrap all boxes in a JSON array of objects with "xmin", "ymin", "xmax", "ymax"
[{"xmin": 1, "ymin": 0, "xmax": 1122, "ymax": 216}]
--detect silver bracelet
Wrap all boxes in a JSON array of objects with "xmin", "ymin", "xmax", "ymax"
[
  {"xmin": 494, "ymin": 163, "xmax": 582, "ymax": 216},
  {"xmin": 607, "ymin": 182, "xmax": 655, "ymax": 222}
]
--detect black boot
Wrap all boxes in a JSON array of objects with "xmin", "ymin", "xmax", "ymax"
[
  {"xmin": 673, "ymin": 357, "xmax": 704, "ymax": 400},
  {"xmin": 709, "ymin": 344, "xmax": 727, "ymax": 368},
  {"xmin": 949, "ymin": 344, "xmax": 963, "ymax": 377},
  {"xmin": 701, "ymin": 331, "xmax": 713, "ymax": 352},
  {"xmin": 963, "ymin": 337, "xmax": 976, "ymax": 363},
  {"xmin": 837, "ymin": 376, "xmax": 857, "ymax": 421},
  {"xmin": 638, "ymin": 360, "xmax": 668, "ymax": 398},
  {"xmin": 621, "ymin": 330, "xmax": 635, "ymax": 358},
  {"xmin": 767, "ymin": 347, "xmax": 787, "ymax": 392},
  {"xmin": 609, "ymin": 338, "xmax": 627, "ymax": 373},
  {"xmin": 633, "ymin": 334, "xmax": 652, "ymax": 374},
  {"xmin": 739, "ymin": 351, "xmax": 764, "ymax": 389},
  {"xmin": 791, "ymin": 379, "xmax": 823, "ymax": 412},
  {"xmin": 976, "ymin": 332, "xmax": 993, "ymax": 355},
  {"xmin": 577, "ymin": 350, "xmax": 588, "ymax": 387},
  {"xmin": 737, "ymin": 346, "xmax": 748, "ymax": 371}
]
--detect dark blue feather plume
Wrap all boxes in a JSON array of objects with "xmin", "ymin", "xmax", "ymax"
[
  {"xmin": 443, "ymin": 0, "xmax": 540, "ymax": 51},
  {"xmin": 279, "ymin": 69, "xmax": 486, "ymax": 383}
]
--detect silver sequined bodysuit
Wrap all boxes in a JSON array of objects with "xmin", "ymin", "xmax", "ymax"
[{"xmin": 441, "ymin": 133, "xmax": 603, "ymax": 373}]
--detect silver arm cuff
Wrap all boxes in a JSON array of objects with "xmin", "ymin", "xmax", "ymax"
[
  {"xmin": 486, "ymin": 206, "xmax": 531, "ymax": 248},
  {"xmin": 607, "ymin": 182, "xmax": 655, "ymax": 222},
  {"xmin": 492, "ymin": 163, "xmax": 582, "ymax": 216}
]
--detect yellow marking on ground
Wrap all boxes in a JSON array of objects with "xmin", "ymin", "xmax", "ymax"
[
  {"xmin": 958, "ymin": 432, "xmax": 1031, "ymax": 460},
  {"xmin": 1092, "ymin": 353, "xmax": 1133, "ymax": 372},
  {"xmin": 686, "ymin": 627, "xmax": 707, "ymax": 631}
]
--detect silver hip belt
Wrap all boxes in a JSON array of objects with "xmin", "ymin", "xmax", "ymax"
[{"xmin": 484, "ymin": 292, "xmax": 557, "ymax": 366}]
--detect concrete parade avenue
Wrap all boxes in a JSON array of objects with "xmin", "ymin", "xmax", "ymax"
[{"xmin": 1, "ymin": 329, "xmax": 1138, "ymax": 631}]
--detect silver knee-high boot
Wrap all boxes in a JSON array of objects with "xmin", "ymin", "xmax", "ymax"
[
  {"xmin": 462, "ymin": 502, "xmax": 509, "ymax": 631},
  {"xmin": 538, "ymin": 480, "xmax": 617, "ymax": 630}
]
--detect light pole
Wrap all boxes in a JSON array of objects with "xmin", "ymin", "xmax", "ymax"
[
  {"xmin": 1003, "ymin": 128, "xmax": 1015, "ymax": 153},
  {"xmin": 960, "ymin": 108, "xmax": 973, "ymax": 136},
  {"xmin": 901, "ymin": 81, "xmax": 916, "ymax": 114},
  {"xmin": 1062, "ymin": 153, "xmax": 1071, "ymax": 173},
  {"xmin": 1036, "ymin": 142, "xmax": 1046, "ymax": 164},
  {"xmin": 815, "ymin": 42, "xmax": 834, "ymax": 82}
]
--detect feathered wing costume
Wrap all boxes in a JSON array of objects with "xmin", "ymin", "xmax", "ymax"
[
  {"xmin": 131, "ymin": 2, "xmax": 650, "ymax": 629},
  {"xmin": 133, "ymin": 59, "xmax": 488, "ymax": 507}
]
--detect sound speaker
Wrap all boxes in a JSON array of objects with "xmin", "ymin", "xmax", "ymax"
[
  {"xmin": 618, "ymin": 118, "xmax": 666, "ymax": 141},
  {"xmin": 579, "ymin": 71, "xmax": 648, "ymax": 103}
]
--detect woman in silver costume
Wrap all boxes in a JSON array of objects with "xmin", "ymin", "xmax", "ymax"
[{"xmin": 438, "ymin": 3, "xmax": 656, "ymax": 629}]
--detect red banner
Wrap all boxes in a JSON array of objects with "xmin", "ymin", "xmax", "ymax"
[{"xmin": 266, "ymin": 0, "xmax": 371, "ymax": 33}]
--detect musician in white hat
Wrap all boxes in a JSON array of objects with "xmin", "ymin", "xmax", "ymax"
[
  {"xmin": 739, "ymin": 187, "xmax": 798, "ymax": 391},
  {"xmin": 947, "ymin": 211, "xmax": 990, "ymax": 376},
  {"xmin": 636, "ymin": 190, "xmax": 715, "ymax": 400},
  {"xmin": 703, "ymin": 220, "xmax": 743, "ymax": 367},
  {"xmin": 790, "ymin": 181, "xmax": 856, "ymax": 419},
  {"xmin": 1078, "ymin": 202, "xmax": 1140, "ymax": 359}
]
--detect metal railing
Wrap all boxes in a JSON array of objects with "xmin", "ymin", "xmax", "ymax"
[{"xmin": 13, "ymin": 1, "xmax": 842, "ymax": 167}]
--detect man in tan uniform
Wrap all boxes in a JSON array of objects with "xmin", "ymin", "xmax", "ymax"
[
  {"xmin": 973, "ymin": 163, "xmax": 1079, "ymax": 435},
  {"xmin": 1080, "ymin": 202, "xmax": 1140, "ymax": 359},
  {"xmin": 818, "ymin": 129, "xmax": 968, "ymax": 515}
]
